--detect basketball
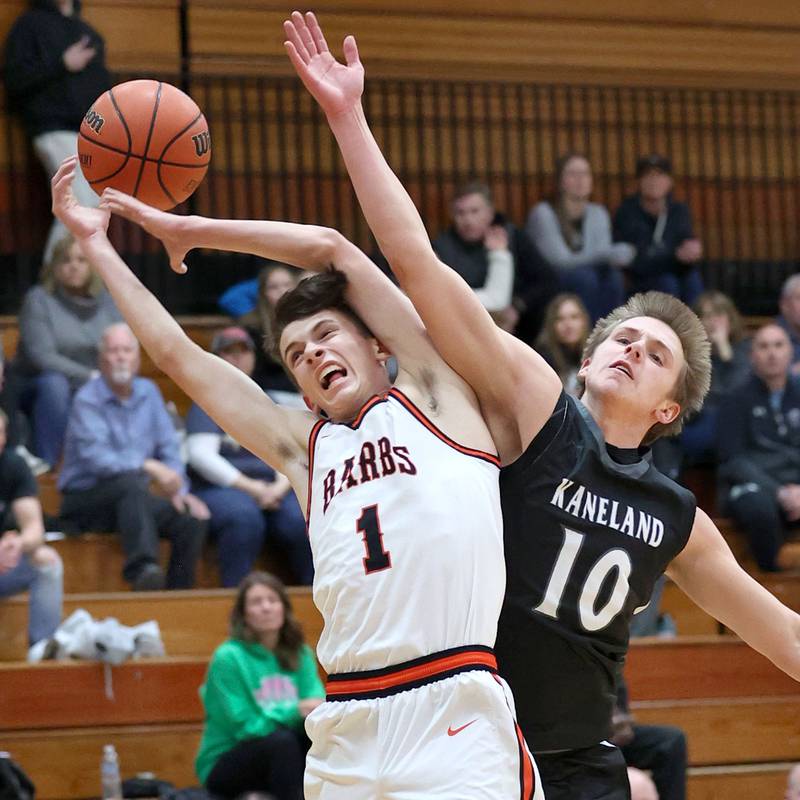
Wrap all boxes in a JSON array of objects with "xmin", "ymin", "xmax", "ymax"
[{"xmin": 77, "ymin": 79, "xmax": 211, "ymax": 211}]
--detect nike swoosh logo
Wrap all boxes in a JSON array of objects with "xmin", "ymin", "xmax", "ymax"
[{"xmin": 447, "ymin": 719, "xmax": 478, "ymax": 736}]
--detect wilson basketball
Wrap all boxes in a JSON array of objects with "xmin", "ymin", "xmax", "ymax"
[{"xmin": 78, "ymin": 79, "xmax": 211, "ymax": 210}]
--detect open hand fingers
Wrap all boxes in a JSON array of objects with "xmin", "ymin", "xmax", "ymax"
[
  {"xmin": 284, "ymin": 15, "xmax": 311, "ymax": 63},
  {"xmin": 305, "ymin": 11, "xmax": 330, "ymax": 54},
  {"xmin": 100, "ymin": 187, "xmax": 142, "ymax": 220}
]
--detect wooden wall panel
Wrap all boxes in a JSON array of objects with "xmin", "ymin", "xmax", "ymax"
[{"xmin": 188, "ymin": 6, "xmax": 800, "ymax": 88}]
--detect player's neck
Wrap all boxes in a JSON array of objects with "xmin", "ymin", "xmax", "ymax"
[{"xmin": 582, "ymin": 394, "xmax": 647, "ymax": 449}]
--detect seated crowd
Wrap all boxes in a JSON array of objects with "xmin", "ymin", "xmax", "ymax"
[{"xmin": 0, "ymin": 153, "xmax": 798, "ymax": 799}]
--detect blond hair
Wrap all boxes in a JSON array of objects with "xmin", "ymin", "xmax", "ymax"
[
  {"xmin": 578, "ymin": 292, "xmax": 711, "ymax": 444},
  {"xmin": 39, "ymin": 235, "xmax": 104, "ymax": 297}
]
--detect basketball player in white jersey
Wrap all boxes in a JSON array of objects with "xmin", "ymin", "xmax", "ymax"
[{"xmin": 50, "ymin": 156, "xmax": 540, "ymax": 800}]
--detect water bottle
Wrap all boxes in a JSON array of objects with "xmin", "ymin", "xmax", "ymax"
[{"xmin": 100, "ymin": 744, "xmax": 122, "ymax": 800}]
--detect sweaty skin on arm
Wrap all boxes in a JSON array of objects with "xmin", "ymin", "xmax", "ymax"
[{"xmin": 283, "ymin": 12, "xmax": 562, "ymax": 463}]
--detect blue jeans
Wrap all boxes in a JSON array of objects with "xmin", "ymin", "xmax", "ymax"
[
  {"xmin": 558, "ymin": 264, "xmax": 626, "ymax": 322},
  {"xmin": 0, "ymin": 554, "xmax": 63, "ymax": 645},
  {"xmin": 20, "ymin": 370, "xmax": 75, "ymax": 466},
  {"xmin": 629, "ymin": 268, "xmax": 704, "ymax": 306},
  {"xmin": 197, "ymin": 485, "xmax": 312, "ymax": 587}
]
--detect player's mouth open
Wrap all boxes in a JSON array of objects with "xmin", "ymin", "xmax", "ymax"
[
  {"xmin": 321, "ymin": 367, "xmax": 347, "ymax": 389},
  {"xmin": 610, "ymin": 361, "xmax": 633, "ymax": 379}
]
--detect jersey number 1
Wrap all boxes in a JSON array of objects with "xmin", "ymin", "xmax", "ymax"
[
  {"xmin": 357, "ymin": 505, "xmax": 392, "ymax": 574},
  {"xmin": 534, "ymin": 527, "xmax": 632, "ymax": 632}
]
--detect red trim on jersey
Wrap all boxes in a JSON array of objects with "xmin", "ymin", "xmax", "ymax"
[
  {"xmin": 325, "ymin": 648, "xmax": 497, "ymax": 698},
  {"xmin": 388, "ymin": 389, "xmax": 501, "ymax": 467},
  {"xmin": 348, "ymin": 392, "xmax": 390, "ymax": 428},
  {"xmin": 515, "ymin": 720, "xmax": 535, "ymax": 800},
  {"xmin": 305, "ymin": 419, "xmax": 328, "ymax": 531},
  {"xmin": 492, "ymin": 674, "xmax": 536, "ymax": 800}
]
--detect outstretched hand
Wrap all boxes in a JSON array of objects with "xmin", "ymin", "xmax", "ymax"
[
  {"xmin": 284, "ymin": 11, "xmax": 364, "ymax": 117},
  {"xmin": 51, "ymin": 157, "xmax": 110, "ymax": 241},
  {"xmin": 100, "ymin": 189, "xmax": 190, "ymax": 273}
]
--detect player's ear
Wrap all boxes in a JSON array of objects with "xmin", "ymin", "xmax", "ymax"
[
  {"xmin": 372, "ymin": 337, "xmax": 392, "ymax": 364},
  {"xmin": 577, "ymin": 356, "xmax": 592, "ymax": 380},
  {"xmin": 654, "ymin": 399, "xmax": 680, "ymax": 426}
]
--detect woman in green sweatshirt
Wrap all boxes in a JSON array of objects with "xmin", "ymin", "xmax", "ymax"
[{"xmin": 196, "ymin": 571, "xmax": 324, "ymax": 799}]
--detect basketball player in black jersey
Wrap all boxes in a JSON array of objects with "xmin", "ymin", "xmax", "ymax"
[{"xmin": 285, "ymin": 12, "xmax": 800, "ymax": 799}]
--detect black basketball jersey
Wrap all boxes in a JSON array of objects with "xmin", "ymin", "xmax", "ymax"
[{"xmin": 497, "ymin": 391, "xmax": 696, "ymax": 752}]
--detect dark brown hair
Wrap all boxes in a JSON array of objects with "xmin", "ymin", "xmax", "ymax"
[
  {"xmin": 269, "ymin": 269, "xmax": 373, "ymax": 363},
  {"xmin": 452, "ymin": 179, "xmax": 493, "ymax": 206},
  {"xmin": 230, "ymin": 571, "xmax": 306, "ymax": 671}
]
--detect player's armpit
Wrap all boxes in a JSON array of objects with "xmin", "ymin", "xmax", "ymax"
[{"xmin": 667, "ymin": 508, "xmax": 800, "ymax": 682}]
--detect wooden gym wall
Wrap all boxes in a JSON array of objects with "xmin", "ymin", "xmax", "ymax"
[{"xmin": 1, "ymin": 1, "xmax": 798, "ymax": 313}]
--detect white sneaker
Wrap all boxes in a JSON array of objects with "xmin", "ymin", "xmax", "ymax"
[{"xmin": 15, "ymin": 445, "xmax": 51, "ymax": 476}]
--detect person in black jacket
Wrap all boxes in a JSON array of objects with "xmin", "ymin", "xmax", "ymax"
[
  {"xmin": 718, "ymin": 323, "xmax": 800, "ymax": 571},
  {"xmin": 4, "ymin": 0, "xmax": 110, "ymax": 262},
  {"xmin": 613, "ymin": 155, "xmax": 704, "ymax": 306},
  {"xmin": 433, "ymin": 180, "xmax": 557, "ymax": 344}
]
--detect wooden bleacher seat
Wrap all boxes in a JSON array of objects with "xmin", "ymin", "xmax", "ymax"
[
  {"xmin": 0, "ymin": 587, "xmax": 323, "ymax": 662},
  {"xmin": 0, "ymin": 637, "xmax": 796, "ymax": 799}
]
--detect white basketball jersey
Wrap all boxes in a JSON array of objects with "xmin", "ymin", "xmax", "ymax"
[{"xmin": 306, "ymin": 389, "xmax": 506, "ymax": 675}]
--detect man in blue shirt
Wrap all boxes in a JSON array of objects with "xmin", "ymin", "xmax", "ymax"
[{"xmin": 58, "ymin": 322, "xmax": 208, "ymax": 590}]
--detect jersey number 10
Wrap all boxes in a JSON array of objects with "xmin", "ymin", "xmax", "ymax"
[{"xmin": 534, "ymin": 527, "xmax": 632, "ymax": 632}]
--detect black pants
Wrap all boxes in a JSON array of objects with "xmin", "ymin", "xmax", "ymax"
[
  {"xmin": 534, "ymin": 742, "xmax": 630, "ymax": 800},
  {"xmin": 727, "ymin": 485, "xmax": 789, "ymax": 571},
  {"xmin": 60, "ymin": 472, "xmax": 206, "ymax": 588},
  {"xmin": 622, "ymin": 723, "xmax": 687, "ymax": 800},
  {"xmin": 205, "ymin": 728, "xmax": 309, "ymax": 800}
]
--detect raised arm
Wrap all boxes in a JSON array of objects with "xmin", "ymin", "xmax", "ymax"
[
  {"xmin": 100, "ymin": 188, "xmax": 438, "ymax": 377},
  {"xmin": 283, "ymin": 12, "xmax": 562, "ymax": 460},
  {"xmin": 667, "ymin": 508, "xmax": 800, "ymax": 681},
  {"xmin": 51, "ymin": 158, "xmax": 312, "ymax": 496}
]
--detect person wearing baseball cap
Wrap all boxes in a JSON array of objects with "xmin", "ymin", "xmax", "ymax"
[
  {"xmin": 613, "ymin": 153, "xmax": 704, "ymax": 305},
  {"xmin": 184, "ymin": 326, "xmax": 312, "ymax": 588}
]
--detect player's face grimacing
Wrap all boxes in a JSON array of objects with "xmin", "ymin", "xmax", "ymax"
[
  {"xmin": 579, "ymin": 315, "xmax": 683, "ymax": 427},
  {"xmin": 280, "ymin": 309, "xmax": 391, "ymax": 422}
]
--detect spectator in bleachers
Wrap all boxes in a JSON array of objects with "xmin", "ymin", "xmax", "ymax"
[
  {"xmin": 186, "ymin": 327, "xmax": 311, "ymax": 588},
  {"xmin": 57, "ymin": 323, "xmax": 208, "ymax": 590},
  {"xmin": 534, "ymin": 293, "xmax": 590, "ymax": 396},
  {"xmin": 718, "ymin": 323, "xmax": 800, "ymax": 571},
  {"xmin": 786, "ymin": 763, "xmax": 800, "ymax": 800},
  {"xmin": 527, "ymin": 152, "xmax": 632, "ymax": 321},
  {"xmin": 240, "ymin": 263, "xmax": 304, "ymax": 407},
  {"xmin": 613, "ymin": 677, "xmax": 687, "ymax": 800},
  {"xmin": 777, "ymin": 274, "xmax": 800, "ymax": 373},
  {"xmin": 14, "ymin": 235, "xmax": 121, "ymax": 470},
  {"xmin": 196, "ymin": 571, "xmax": 324, "ymax": 800},
  {"xmin": 681, "ymin": 291, "xmax": 751, "ymax": 465},
  {"xmin": 627, "ymin": 768, "xmax": 659, "ymax": 800},
  {"xmin": 434, "ymin": 180, "xmax": 556, "ymax": 342},
  {"xmin": 0, "ymin": 408, "xmax": 63, "ymax": 650},
  {"xmin": 3, "ymin": 0, "xmax": 110, "ymax": 264},
  {"xmin": 614, "ymin": 154, "xmax": 704, "ymax": 305}
]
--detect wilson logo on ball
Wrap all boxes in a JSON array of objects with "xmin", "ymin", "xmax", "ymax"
[
  {"xmin": 192, "ymin": 131, "xmax": 211, "ymax": 157},
  {"xmin": 83, "ymin": 109, "xmax": 105, "ymax": 134}
]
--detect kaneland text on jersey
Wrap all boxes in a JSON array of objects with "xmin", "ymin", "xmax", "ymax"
[{"xmin": 550, "ymin": 478, "xmax": 665, "ymax": 548}]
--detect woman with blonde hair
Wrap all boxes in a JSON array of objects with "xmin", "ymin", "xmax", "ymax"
[
  {"xmin": 682, "ymin": 290, "xmax": 750, "ymax": 464},
  {"xmin": 15, "ymin": 234, "xmax": 120, "ymax": 467},
  {"xmin": 196, "ymin": 571, "xmax": 324, "ymax": 799}
]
